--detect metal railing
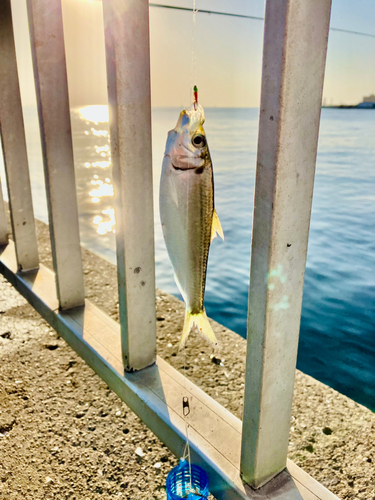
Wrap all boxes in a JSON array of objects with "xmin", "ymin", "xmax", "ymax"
[{"xmin": 0, "ymin": 0, "xmax": 338, "ymax": 499}]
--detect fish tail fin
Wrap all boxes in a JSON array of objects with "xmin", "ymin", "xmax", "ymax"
[
  {"xmin": 179, "ymin": 309, "xmax": 219, "ymax": 350},
  {"xmin": 194, "ymin": 309, "xmax": 219, "ymax": 347},
  {"xmin": 179, "ymin": 309, "xmax": 195, "ymax": 350}
]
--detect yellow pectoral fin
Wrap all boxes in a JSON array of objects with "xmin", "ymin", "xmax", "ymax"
[{"xmin": 211, "ymin": 210, "xmax": 224, "ymax": 242}]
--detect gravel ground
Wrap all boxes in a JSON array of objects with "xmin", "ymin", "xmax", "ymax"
[{"xmin": 0, "ymin": 218, "xmax": 374, "ymax": 499}]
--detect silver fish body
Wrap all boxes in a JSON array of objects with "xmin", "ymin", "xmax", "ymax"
[{"xmin": 159, "ymin": 104, "xmax": 223, "ymax": 347}]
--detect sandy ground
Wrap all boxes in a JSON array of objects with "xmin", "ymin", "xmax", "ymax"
[{"xmin": 0, "ymin": 218, "xmax": 374, "ymax": 499}]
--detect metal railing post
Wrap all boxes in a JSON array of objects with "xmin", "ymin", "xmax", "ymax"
[
  {"xmin": 27, "ymin": 0, "xmax": 85, "ymax": 309},
  {"xmin": 0, "ymin": 0, "xmax": 39, "ymax": 271},
  {"xmin": 0, "ymin": 178, "xmax": 7, "ymax": 246},
  {"xmin": 241, "ymin": 0, "xmax": 332, "ymax": 489},
  {"xmin": 102, "ymin": 0, "xmax": 156, "ymax": 372}
]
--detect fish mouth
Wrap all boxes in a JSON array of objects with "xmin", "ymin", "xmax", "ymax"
[
  {"xmin": 171, "ymin": 161, "xmax": 197, "ymax": 171},
  {"xmin": 166, "ymin": 154, "xmax": 203, "ymax": 171}
]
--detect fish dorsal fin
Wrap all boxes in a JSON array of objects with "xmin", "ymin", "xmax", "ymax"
[{"xmin": 211, "ymin": 210, "xmax": 224, "ymax": 242}]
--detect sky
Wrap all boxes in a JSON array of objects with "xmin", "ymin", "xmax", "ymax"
[{"xmin": 10, "ymin": 0, "xmax": 375, "ymax": 108}]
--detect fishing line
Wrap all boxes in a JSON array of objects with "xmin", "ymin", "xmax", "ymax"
[
  {"xmin": 190, "ymin": 0, "xmax": 197, "ymax": 104},
  {"xmin": 182, "ymin": 172, "xmax": 193, "ymax": 494},
  {"xmin": 182, "ymin": 350, "xmax": 192, "ymax": 492},
  {"xmin": 180, "ymin": 3, "xmax": 199, "ymax": 494},
  {"xmin": 150, "ymin": 4, "xmax": 375, "ymax": 40}
]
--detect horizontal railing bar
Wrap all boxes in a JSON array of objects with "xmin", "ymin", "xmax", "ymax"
[{"xmin": 0, "ymin": 240, "xmax": 338, "ymax": 500}]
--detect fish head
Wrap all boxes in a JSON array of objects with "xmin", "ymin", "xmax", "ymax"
[{"xmin": 164, "ymin": 103, "xmax": 209, "ymax": 170}]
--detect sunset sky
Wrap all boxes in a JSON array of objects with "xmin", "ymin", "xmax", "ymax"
[{"xmin": 10, "ymin": 0, "xmax": 375, "ymax": 108}]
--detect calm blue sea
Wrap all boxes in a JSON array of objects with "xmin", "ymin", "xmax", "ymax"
[{"xmin": 1, "ymin": 106, "xmax": 374, "ymax": 411}]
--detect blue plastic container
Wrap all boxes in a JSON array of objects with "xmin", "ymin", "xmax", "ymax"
[{"xmin": 166, "ymin": 460, "xmax": 209, "ymax": 499}]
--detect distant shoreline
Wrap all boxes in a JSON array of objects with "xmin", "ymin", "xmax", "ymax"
[{"xmin": 322, "ymin": 105, "xmax": 375, "ymax": 109}]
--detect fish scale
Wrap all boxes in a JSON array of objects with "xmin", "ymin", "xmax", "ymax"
[{"xmin": 186, "ymin": 165, "xmax": 213, "ymax": 314}]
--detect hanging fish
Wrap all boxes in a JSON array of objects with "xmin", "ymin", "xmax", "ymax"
[{"xmin": 159, "ymin": 91, "xmax": 224, "ymax": 348}]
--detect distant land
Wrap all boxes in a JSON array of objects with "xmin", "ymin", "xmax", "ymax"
[{"xmin": 323, "ymin": 94, "xmax": 375, "ymax": 109}]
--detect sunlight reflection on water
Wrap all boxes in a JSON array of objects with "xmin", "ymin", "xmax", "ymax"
[
  {"xmin": 79, "ymin": 104, "xmax": 109, "ymax": 123},
  {"xmin": 72, "ymin": 106, "xmax": 116, "ymax": 239}
]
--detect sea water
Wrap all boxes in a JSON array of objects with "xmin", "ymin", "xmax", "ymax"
[{"xmin": 1, "ymin": 106, "xmax": 374, "ymax": 411}]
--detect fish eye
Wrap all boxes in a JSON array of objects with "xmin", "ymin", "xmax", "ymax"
[{"xmin": 192, "ymin": 134, "xmax": 206, "ymax": 148}]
